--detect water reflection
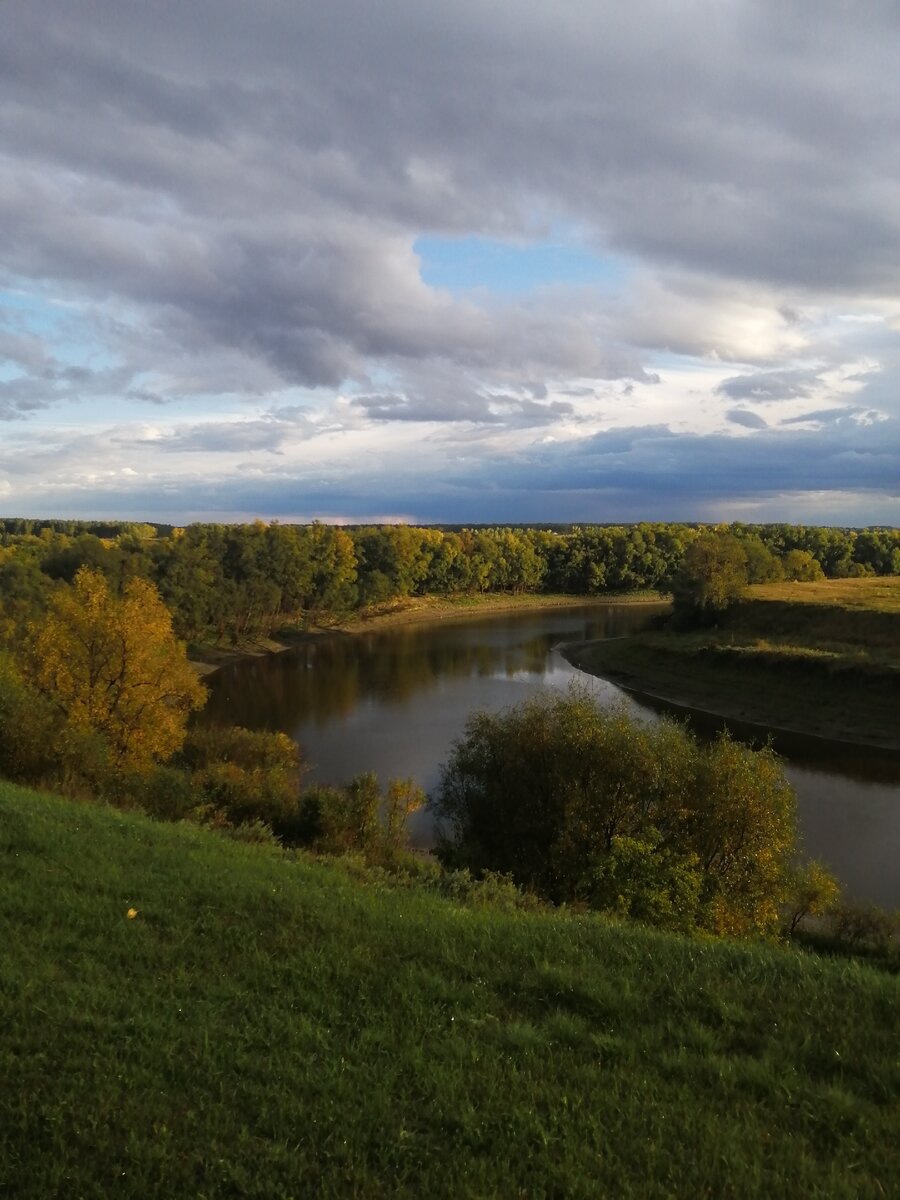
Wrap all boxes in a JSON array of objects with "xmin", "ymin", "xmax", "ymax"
[
  {"xmin": 202, "ymin": 605, "xmax": 661, "ymax": 734},
  {"xmin": 202, "ymin": 602, "xmax": 900, "ymax": 907}
]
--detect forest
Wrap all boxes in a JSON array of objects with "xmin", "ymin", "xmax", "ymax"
[{"xmin": 1, "ymin": 518, "xmax": 898, "ymax": 647}]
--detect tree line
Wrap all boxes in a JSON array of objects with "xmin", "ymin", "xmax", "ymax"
[{"xmin": 1, "ymin": 519, "xmax": 898, "ymax": 645}]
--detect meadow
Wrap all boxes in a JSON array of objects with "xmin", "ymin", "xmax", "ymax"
[
  {"xmin": 749, "ymin": 576, "xmax": 900, "ymax": 613},
  {"xmin": 3, "ymin": 781, "xmax": 898, "ymax": 1198}
]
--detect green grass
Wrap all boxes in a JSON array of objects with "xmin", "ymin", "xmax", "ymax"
[{"xmin": 2, "ymin": 783, "xmax": 899, "ymax": 1198}]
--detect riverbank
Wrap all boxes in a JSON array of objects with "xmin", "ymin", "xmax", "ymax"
[
  {"xmin": 563, "ymin": 581, "xmax": 900, "ymax": 752},
  {"xmin": 189, "ymin": 590, "xmax": 668, "ymax": 675}
]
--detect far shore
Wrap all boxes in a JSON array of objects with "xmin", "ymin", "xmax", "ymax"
[
  {"xmin": 562, "ymin": 637, "xmax": 900, "ymax": 754},
  {"xmin": 189, "ymin": 590, "xmax": 669, "ymax": 676}
]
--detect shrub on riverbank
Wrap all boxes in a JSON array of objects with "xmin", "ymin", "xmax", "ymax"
[{"xmin": 432, "ymin": 688, "xmax": 804, "ymax": 938}]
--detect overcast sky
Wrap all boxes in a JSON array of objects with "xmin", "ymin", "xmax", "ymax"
[{"xmin": 2, "ymin": 1, "xmax": 899, "ymax": 524}]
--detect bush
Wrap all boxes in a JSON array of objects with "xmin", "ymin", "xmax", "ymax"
[
  {"xmin": 180, "ymin": 725, "xmax": 305, "ymax": 833},
  {"xmin": 290, "ymin": 772, "xmax": 424, "ymax": 863},
  {"xmin": 587, "ymin": 830, "xmax": 702, "ymax": 933},
  {"xmin": 432, "ymin": 687, "xmax": 799, "ymax": 938},
  {"xmin": 0, "ymin": 653, "xmax": 60, "ymax": 786},
  {"xmin": 830, "ymin": 903, "xmax": 899, "ymax": 958},
  {"xmin": 434, "ymin": 868, "xmax": 544, "ymax": 912},
  {"xmin": 784, "ymin": 860, "xmax": 841, "ymax": 936},
  {"xmin": 132, "ymin": 764, "xmax": 202, "ymax": 823}
]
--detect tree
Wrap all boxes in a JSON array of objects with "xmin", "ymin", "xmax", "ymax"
[
  {"xmin": 28, "ymin": 567, "xmax": 207, "ymax": 775},
  {"xmin": 672, "ymin": 531, "xmax": 748, "ymax": 620},
  {"xmin": 781, "ymin": 549, "xmax": 825, "ymax": 582},
  {"xmin": 734, "ymin": 532, "xmax": 784, "ymax": 584},
  {"xmin": 432, "ymin": 688, "xmax": 799, "ymax": 938}
]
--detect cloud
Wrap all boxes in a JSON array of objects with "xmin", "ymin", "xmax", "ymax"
[
  {"xmin": 117, "ymin": 407, "xmax": 317, "ymax": 454},
  {"xmin": 1, "ymin": 2, "xmax": 899, "ymax": 521},
  {"xmin": 779, "ymin": 405, "xmax": 880, "ymax": 426},
  {"xmin": 717, "ymin": 369, "xmax": 822, "ymax": 402},
  {"xmin": 726, "ymin": 409, "xmax": 768, "ymax": 429},
  {"xmin": 352, "ymin": 387, "xmax": 574, "ymax": 426}
]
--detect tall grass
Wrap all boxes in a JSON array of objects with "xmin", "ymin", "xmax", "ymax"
[{"xmin": 2, "ymin": 782, "xmax": 898, "ymax": 1197}]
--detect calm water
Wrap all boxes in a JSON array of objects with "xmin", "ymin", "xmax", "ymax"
[{"xmin": 201, "ymin": 603, "xmax": 900, "ymax": 907}]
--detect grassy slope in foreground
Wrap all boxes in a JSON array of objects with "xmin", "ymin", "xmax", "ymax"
[
  {"xmin": 2, "ymin": 784, "xmax": 899, "ymax": 1200},
  {"xmin": 565, "ymin": 578, "xmax": 900, "ymax": 749}
]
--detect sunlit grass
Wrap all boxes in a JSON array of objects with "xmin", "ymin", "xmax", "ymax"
[
  {"xmin": 2, "ymin": 781, "xmax": 899, "ymax": 1198},
  {"xmin": 748, "ymin": 576, "xmax": 900, "ymax": 613}
]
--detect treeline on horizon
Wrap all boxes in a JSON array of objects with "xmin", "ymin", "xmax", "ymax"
[{"xmin": 1, "ymin": 517, "xmax": 899, "ymax": 645}]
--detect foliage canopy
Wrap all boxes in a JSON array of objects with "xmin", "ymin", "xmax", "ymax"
[
  {"xmin": 433, "ymin": 688, "xmax": 799, "ymax": 937},
  {"xmin": 28, "ymin": 567, "xmax": 207, "ymax": 774}
]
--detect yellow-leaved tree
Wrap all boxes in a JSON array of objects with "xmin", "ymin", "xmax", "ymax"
[{"xmin": 29, "ymin": 567, "xmax": 207, "ymax": 774}]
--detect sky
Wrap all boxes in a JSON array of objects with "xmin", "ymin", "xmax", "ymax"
[{"xmin": 1, "ymin": 1, "xmax": 899, "ymax": 526}]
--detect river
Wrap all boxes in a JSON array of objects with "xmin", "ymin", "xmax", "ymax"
[{"xmin": 201, "ymin": 602, "xmax": 900, "ymax": 907}]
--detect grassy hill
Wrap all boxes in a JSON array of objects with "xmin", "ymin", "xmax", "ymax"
[{"xmin": 2, "ymin": 782, "xmax": 898, "ymax": 1198}]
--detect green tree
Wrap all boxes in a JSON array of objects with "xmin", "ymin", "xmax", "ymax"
[
  {"xmin": 672, "ymin": 531, "xmax": 748, "ymax": 620},
  {"xmin": 433, "ymin": 689, "xmax": 799, "ymax": 938},
  {"xmin": 781, "ymin": 548, "xmax": 825, "ymax": 582}
]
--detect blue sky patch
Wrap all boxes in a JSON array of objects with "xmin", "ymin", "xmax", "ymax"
[{"xmin": 415, "ymin": 235, "xmax": 627, "ymax": 295}]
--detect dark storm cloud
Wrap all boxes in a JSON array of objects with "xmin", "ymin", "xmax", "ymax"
[
  {"xmin": 10, "ymin": 415, "xmax": 898, "ymax": 526},
  {"xmin": 494, "ymin": 419, "xmax": 900, "ymax": 502},
  {"xmin": 132, "ymin": 419, "xmax": 900, "ymax": 522}
]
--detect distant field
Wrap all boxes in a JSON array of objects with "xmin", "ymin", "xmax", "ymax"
[
  {"xmin": 3, "ymin": 783, "xmax": 899, "ymax": 1199},
  {"xmin": 748, "ymin": 576, "xmax": 900, "ymax": 613}
]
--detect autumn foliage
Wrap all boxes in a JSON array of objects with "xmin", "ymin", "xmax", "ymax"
[{"xmin": 28, "ymin": 567, "xmax": 207, "ymax": 774}]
